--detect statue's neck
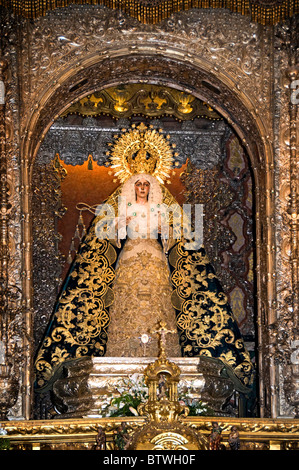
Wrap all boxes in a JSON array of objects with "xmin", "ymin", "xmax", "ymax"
[{"xmin": 135, "ymin": 198, "xmax": 148, "ymax": 205}]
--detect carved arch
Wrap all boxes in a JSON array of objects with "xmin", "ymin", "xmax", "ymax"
[{"xmin": 20, "ymin": 48, "xmax": 276, "ymax": 418}]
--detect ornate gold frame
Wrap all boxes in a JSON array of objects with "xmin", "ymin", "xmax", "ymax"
[
  {"xmin": 0, "ymin": 7, "xmax": 297, "ymax": 421},
  {"xmin": 1, "ymin": 416, "xmax": 299, "ymax": 450}
]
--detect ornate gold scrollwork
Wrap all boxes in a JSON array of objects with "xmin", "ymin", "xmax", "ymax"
[{"xmin": 61, "ymin": 84, "xmax": 222, "ymax": 121}]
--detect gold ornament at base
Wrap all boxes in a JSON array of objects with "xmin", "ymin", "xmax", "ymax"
[
  {"xmin": 126, "ymin": 321, "xmax": 208, "ymax": 450},
  {"xmin": 129, "ymin": 421, "xmax": 208, "ymax": 450}
]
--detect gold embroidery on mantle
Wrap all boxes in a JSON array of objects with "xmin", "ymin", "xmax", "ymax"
[
  {"xmin": 169, "ymin": 241, "xmax": 253, "ymax": 387},
  {"xmin": 34, "ymin": 237, "xmax": 116, "ymax": 388}
]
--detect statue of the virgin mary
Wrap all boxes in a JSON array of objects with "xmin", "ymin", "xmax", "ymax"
[{"xmin": 34, "ymin": 124, "xmax": 253, "ymax": 393}]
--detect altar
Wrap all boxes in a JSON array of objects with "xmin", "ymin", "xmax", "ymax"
[
  {"xmin": 1, "ymin": 350, "xmax": 298, "ymax": 450},
  {"xmin": 49, "ymin": 355, "xmax": 238, "ymax": 419}
]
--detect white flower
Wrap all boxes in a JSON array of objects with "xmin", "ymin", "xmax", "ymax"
[
  {"xmin": 130, "ymin": 373, "xmax": 142, "ymax": 384},
  {"xmin": 129, "ymin": 406, "xmax": 139, "ymax": 416}
]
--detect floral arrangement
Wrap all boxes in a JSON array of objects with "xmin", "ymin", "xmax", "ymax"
[
  {"xmin": 178, "ymin": 392, "xmax": 213, "ymax": 416},
  {"xmin": 100, "ymin": 374, "xmax": 213, "ymax": 417},
  {"xmin": 101, "ymin": 374, "xmax": 148, "ymax": 417}
]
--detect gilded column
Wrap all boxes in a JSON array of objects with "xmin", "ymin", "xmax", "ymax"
[
  {"xmin": 287, "ymin": 65, "xmax": 298, "ymax": 321},
  {"xmin": 284, "ymin": 16, "xmax": 299, "ymax": 416},
  {"xmin": 0, "ymin": 57, "xmax": 8, "ymax": 357},
  {"xmin": 0, "ymin": 55, "xmax": 20, "ymax": 420}
]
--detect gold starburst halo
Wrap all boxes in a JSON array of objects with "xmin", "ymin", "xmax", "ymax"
[{"xmin": 108, "ymin": 123, "xmax": 175, "ymax": 184}]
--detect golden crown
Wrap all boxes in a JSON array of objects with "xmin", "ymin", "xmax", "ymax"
[{"xmin": 107, "ymin": 123, "xmax": 177, "ymax": 184}]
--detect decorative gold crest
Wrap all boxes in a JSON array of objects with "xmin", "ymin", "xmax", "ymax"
[{"xmin": 108, "ymin": 123, "xmax": 175, "ymax": 184}]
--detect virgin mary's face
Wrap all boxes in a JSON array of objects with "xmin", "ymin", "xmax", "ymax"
[{"xmin": 135, "ymin": 178, "xmax": 150, "ymax": 201}]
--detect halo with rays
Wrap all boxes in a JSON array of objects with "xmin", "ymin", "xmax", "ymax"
[{"xmin": 107, "ymin": 123, "xmax": 176, "ymax": 184}]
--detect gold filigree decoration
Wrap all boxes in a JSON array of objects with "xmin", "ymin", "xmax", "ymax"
[
  {"xmin": 61, "ymin": 84, "xmax": 222, "ymax": 121},
  {"xmin": 151, "ymin": 432, "xmax": 189, "ymax": 450},
  {"xmin": 34, "ymin": 236, "xmax": 117, "ymax": 390},
  {"xmin": 169, "ymin": 242, "xmax": 253, "ymax": 388},
  {"xmin": 108, "ymin": 123, "xmax": 175, "ymax": 184}
]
